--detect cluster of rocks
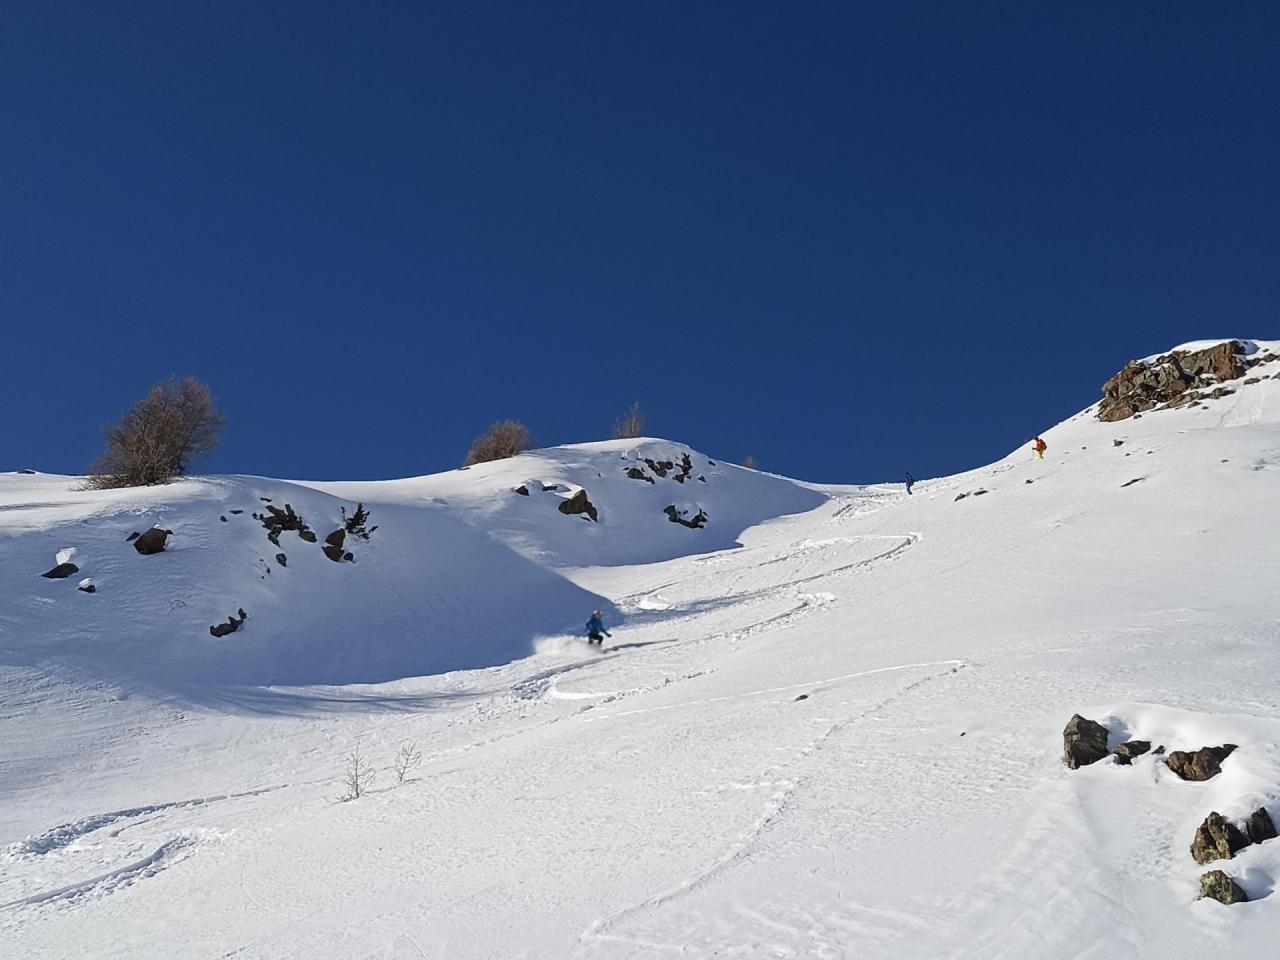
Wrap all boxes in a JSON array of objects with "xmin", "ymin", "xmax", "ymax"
[
  {"xmin": 953, "ymin": 489, "xmax": 989, "ymax": 502},
  {"xmin": 1096, "ymin": 341, "xmax": 1275, "ymax": 422},
  {"xmin": 626, "ymin": 452, "xmax": 707, "ymax": 485},
  {"xmin": 663, "ymin": 504, "xmax": 708, "ymax": 528},
  {"xmin": 1063, "ymin": 715, "xmax": 1270, "ymax": 905},
  {"xmin": 39, "ymin": 526, "xmax": 178, "ymax": 594},
  {"xmin": 210, "ymin": 608, "xmax": 248, "ymax": 638},
  {"xmin": 245, "ymin": 500, "xmax": 371, "ymax": 563}
]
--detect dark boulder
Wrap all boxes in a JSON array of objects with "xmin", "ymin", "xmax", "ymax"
[
  {"xmin": 1063, "ymin": 714, "xmax": 1110, "ymax": 769},
  {"xmin": 625, "ymin": 467, "xmax": 654, "ymax": 484},
  {"xmin": 210, "ymin": 608, "xmax": 247, "ymax": 638},
  {"xmin": 322, "ymin": 543, "xmax": 347, "ymax": 563},
  {"xmin": 41, "ymin": 562, "xmax": 80, "ymax": 579},
  {"xmin": 275, "ymin": 553, "xmax": 288, "ymax": 568},
  {"xmin": 299, "ymin": 529, "xmax": 317, "ymax": 543},
  {"xmin": 133, "ymin": 528, "xmax": 172, "ymax": 555},
  {"xmin": 1245, "ymin": 807, "xmax": 1277, "ymax": 845},
  {"xmin": 514, "ymin": 485, "xmax": 530, "ymax": 496},
  {"xmin": 324, "ymin": 528, "xmax": 347, "ymax": 549},
  {"xmin": 1198, "ymin": 870, "xmax": 1248, "ymax": 905},
  {"xmin": 558, "ymin": 489, "xmax": 599, "ymax": 522},
  {"xmin": 663, "ymin": 505, "xmax": 708, "ymax": 529},
  {"xmin": 1112, "ymin": 740, "xmax": 1151, "ymax": 765},
  {"xmin": 1190, "ymin": 812, "xmax": 1250, "ymax": 865},
  {"xmin": 1166, "ymin": 744, "xmax": 1237, "ymax": 781},
  {"xmin": 78, "ymin": 581, "xmax": 96, "ymax": 594},
  {"xmin": 126, "ymin": 531, "xmax": 141, "ymax": 542}
]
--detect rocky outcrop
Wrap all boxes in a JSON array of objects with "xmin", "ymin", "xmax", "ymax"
[
  {"xmin": 1112, "ymin": 740, "xmax": 1151, "ymax": 765},
  {"xmin": 643, "ymin": 458, "xmax": 673, "ymax": 478},
  {"xmin": 132, "ymin": 527, "xmax": 172, "ymax": 555},
  {"xmin": 1097, "ymin": 341, "xmax": 1245, "ymax": 422},
  {"xmin": 1245, "ymin": 807, "xmax": 1277, "ymax": 845},
  {"xmin": 1190, "ymin": 812, "xmax": 1250, "ymax": 865},
  {"xmin": 1166, "ymin": 744, "xmax": 1237, "ymax": 781},
  {"xmin": 322, "ymin": 528, "xmax": 353, "ymax": 562},
  {"xmin": 663, "ymin": 505, "xmax": 708, "ymax": 529},
  {"xmin": 210, "ymin": 608, "xmax": 247, "ymax": 638},
  {"xmin": 275, "ymin": 553, "xmax": 288, "ymax": 568},
  {"xmin": 558, "ymin": 489, "xmax": 599, "ymax": 522},
  {"xmin": 514, "ymin": 485, "xmax": 530, "ymax": 496},
  {"xmin": 41, "ymin": 562, "xmax": 80, "ymax": 579},
  {"xmin": 1063, "ymin": 714, "xmax": 1110, "ymax": 769},
  {"xmin": 1198, "ymin": 870, "xmax": 1248, "ymax": 905},
  {"xmin": 625, "ymin": 467, "xmax": 654, "ymax": 484},
  {"xmin": 78, "ymin": 578, "xmax": 96, "ymax": 593},
  {"xmin": 255, "ymin": 504, "xmax": 311, "ymax": 547}
]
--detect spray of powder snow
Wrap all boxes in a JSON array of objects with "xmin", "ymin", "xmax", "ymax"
[{"xmin": 532, "ymin": 634, "xmax": 586, "ymax": 656}]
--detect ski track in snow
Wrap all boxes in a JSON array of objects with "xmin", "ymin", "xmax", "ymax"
[{"xmin": 2, "ymin": 837, "xmax": 196, "ymax": 910}]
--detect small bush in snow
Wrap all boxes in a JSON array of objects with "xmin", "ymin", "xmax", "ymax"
[
  {"xmin": 342, "ymin": 503, "xmax": 378, "ymax": 540},
  {"xmin": 339, "ymin": 743, "xmax": 376, "ymax": 801},
  {"xmin": 88, "ymin": 376, "xmax": 226, "ymax": 488},
  {"xmin": 464, "ymin": 420, "xmax": 532, "ymax": 466},
  {"xmin": 394, "ymin": 742, "xmax": 422, "ymax": 784},
  {"xmin": 612, "ymin": 402, "xmax": 646, "ymax": 440}
]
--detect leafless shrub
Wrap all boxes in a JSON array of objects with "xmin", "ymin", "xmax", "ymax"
[
  {"xmin": 342, "ymin": 503, "xmax": 378, "ymax": 540},
  {"xmin": 611, "ymin": 401, "xmax": 646, "ymax": 440},
  {"xmin": 88, "ymin": 377, "xmax": 226, "ymax": 488},
  {"xmin": 394, "ymin": 741, "xmax": 422, "ymax": 784},
  {"xmin": 464, "ymin": 420, "xmax": 532, "ymax": 466},
  {"xmin": 339, "ymin": 743, "xmax": 376, "ymax": 801},
  {"xmin": 743, "ymin": 455, "xmax": 758, "ymax": 470}
]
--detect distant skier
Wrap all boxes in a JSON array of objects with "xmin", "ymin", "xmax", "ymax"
[
  {"xmin": 905, "ymin": 472, "xmax": 915, "ymax": 495},
  {"xmin": 585, "ymin": 610, "xmax": 611, "ymax": 646},
  {"xmin": 1032, "ymin": 436, "xmax": 1047, "ymax": 460}
]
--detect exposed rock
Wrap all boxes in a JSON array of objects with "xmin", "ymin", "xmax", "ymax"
[
  {"xmin": 17, "ymin": 468, "xmax": 36, "ymax": 474},
  {"xmin": 257, "ymin": 504, "xmax": 312, "ymax": 546},
  {"xmin": 1191, "ymin": 812, "xmax": 1250, "ymax": 865},
  {"xmin": 210, "ymin": 608, "xmax": 247, "ymax": 638},
  {"xmin": 955, "ymin": 493, "xmax": 968, "ymax": 501},
  {"xmin": 322, "ymin": 544, "xmax": 347, "ymax": 563},
  {"xmin": 1166, "ymin": 744, "xmax": 1237, "ymax": 781},
  {"xmin": 126, "ymin": 531, "xmax": 140, "ymax": 542},
  {"xmin": 324, "ymin": 528, "xmax": 347, "ymax": 549},
  {"xmin": 275, "ymin": 553, "xmax": 288, "ymax": 567},
  {"xmin": 1244, "ymin": 377, "xmax": 1261, "ymax": 385},
  {"xmin": 643, "ymin": 458, "xmax": 674, "ymax": 478},
  {"xmin": 41, "ymin": 562, "xmax": 80, "ymax": 579},
  {"xmin": 973, "ymin": 489, "xmax": 989, "ymax": 496},
  {"xmin": 663, "ymin": 505, "xmax": 708, "ymax": 529},
  {"xmin": 1097, "ymin": 341, "xmax": 1245, "ymax": 422},
  {"xmin": 558, "ymin": 489, "xmax": 599, "ymax": 521},
  {"xmin": 1121, "ymin": 477, "xmax": 1145, "ymax": 488},
  {"xmin": 220, "ymin": 515, "xmax": 228, "ymax": 522},
  {"xmin": 514, "ymin": 485, "xmax": 530, "ymax": 496},
  {"xmin": 133, "ymin": 527, "xmax": 172, "ymax": 555},
  {"xmin": 1198, "ymin": 870, "xmax": 1248, "ymax": 905},
  {"xmin": 78, "ymin": 579, "xmax": 96, "ymax": 594},
  {"xmin": 1245, "ymin": 807, "xmax": 1277, "ymax": 845},
  {"xmin": 673, "ymin": 453, "xmax": 695, "ymax": 483},
  {"xmin": 1025, "ymin": 479, "xmax": 1034, "ymax": 484},
  {"xmin": 541, "ymin": 484, "xmax": 561, "ymax": 492},
  {"xmin": 229, "ymin": 509, "xmax": 243, "ymax": 515},
  {"xmin": 299, "ymin": 529, "xmax": 317, "ymax": 543},
  {"xmin": 1063, "ymin": 714, "xmax": 1110, "ymax": 769},
  {"xmin": 1113, "ymin": 439, "xmax": 1125, "ymax": 447},
  {"xmin": 698, "ymin": 475, "xmax": 706, "ymax": 482},
  {"xmin": 1112, "ymin": 740, "xmax": 1151, "ymax": 765},
  {"xmin": 625, "ymin": 467, "xmax": 654, "ymax": 484}
]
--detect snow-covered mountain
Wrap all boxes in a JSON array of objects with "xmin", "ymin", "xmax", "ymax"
[{"xmin": 2, "ymin": 340, "xmax": 1279, "ymax": 959}]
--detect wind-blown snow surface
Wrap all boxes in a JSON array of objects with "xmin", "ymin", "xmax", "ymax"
[{"xmin": 3, "ymin": 360, "xmax": 1280, "ymax": 958}]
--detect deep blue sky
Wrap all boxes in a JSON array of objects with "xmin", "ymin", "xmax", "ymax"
[{"xmin": 4, "ymin": 3, "xmax": 1278, "ymax": 483}]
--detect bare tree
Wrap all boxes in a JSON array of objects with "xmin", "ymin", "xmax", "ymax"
[
  {"xmin": 88, "ymin": 376, "xmax": 226, "ymax": 488},
  {"xmin": 611, "ymin": 401, "xmax": 646, "ymax": 440},
  {"xmin": 394, "ymin": 741, "xmax": 422, "ymax": 784},
  {"xmin": 743, "ymin": 455, "xmax": 758, "ymax": 470},
  {"xmin": 339, "ymin": 743, "xmax": 377, "ymax": 801},
  {"xmin": 464, "ymin": 420, "xmax": 532, "ymax": 466}
]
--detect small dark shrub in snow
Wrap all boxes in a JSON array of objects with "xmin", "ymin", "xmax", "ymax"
[
  {"xmin": 612, "ymin": 402, "xmax": 645, "ymax": 440},
  {"xmin": 394, "ymin": 742, "xmax": 422, "ymax": 784},
  {"xmin": 340, "ymin": 743, "xmax": 376, "ymax": 801},
  {"xmin": 89, "ymin": 376, "xmax": 226, "ymax": 488},
  {"xmin": 464, "ymin": 420, "xmax": 532, "ymax": 466},
  {"xmin": 342, "ymin": 503, "xmax": 377, "ymax": 539},
  {"xmin": 742, "ymin": 455, "xmax": 758, "ymax": 470}
]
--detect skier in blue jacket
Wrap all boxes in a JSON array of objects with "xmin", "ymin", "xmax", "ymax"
[{"xmin": 585, "ymin": 610, "xmax": 611, "ymax": 646}]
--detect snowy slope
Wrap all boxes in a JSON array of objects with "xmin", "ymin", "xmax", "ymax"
[{"xmin": 2, "ymin": 343, "xmax": 1279, "ymax": 959}]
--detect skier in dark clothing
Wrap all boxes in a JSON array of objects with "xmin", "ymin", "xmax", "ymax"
[
  {"xmin": 905, "ymin": 472, "xmax": 915, "ymax": 495},
  {"xmin": 585, "ymin": 610, "xmax": 611, "ymax": 646}
]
